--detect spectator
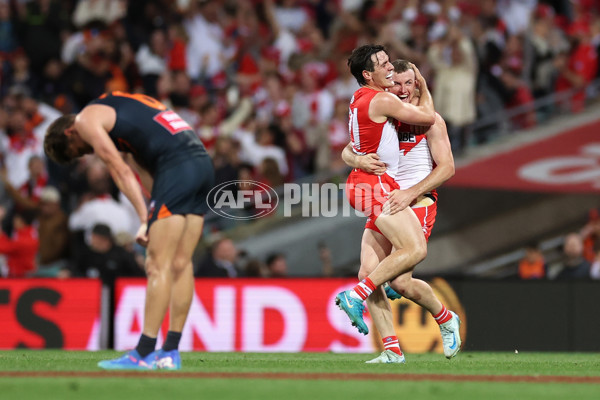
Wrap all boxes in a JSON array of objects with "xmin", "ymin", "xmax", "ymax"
[
  {"xmin": 183, "ymin": 0, "xmax": 228, "ymax": 81},
  {"xmin": 427, "ymin": 24, "xmax": 478, "ymax": 154},
  {"xmin": 68, "ymin": 159, "xmax": 138, "ymax": 243},
  {"xmin": 0, "ymin": 0, "xmax": 17, "ymax": 55},
  {"xmin": 14, "ymin": 0, "xmax": 69, "ymax": 75},
  {"xmin": 518, "ymin": 242, "xmax": 547, "ymax": 280},
  {"xmin": 72, "ymin": 0, "xmax": 127, "ymax": 29},
  {"xmin": 135, "ymin": 29, "xmax": 169, "ymax": 97},
  {"xmin": 555, "ymin": 21, "xmax": 598, "ymax": 112},
  {"xmin": 265, "ymin": 252, "xmax": 287, "ymax": 278},
  {"xmin": 67, "ymin": 222, "xmax": 143, "ymax": 347},
  {"xmin": 68, "ymin": 223, "xmax": 142, "ymax": 284},
  {"xmin": 590, "ymin": 249, "xmax": 600, "ymax": 280},
  {"xmin": 554, "ymin": 233, "xmax": 591, "ymax": 280},
  {"xmin": 195, "ymin": 237, "xmax": 242, "ymax": 278},
  {"xmin": 0, "ymin": 154, "xmax": 48, "ymax": 212},
  {"xmin": 35, "ymin": 186, "xmax": 69, "ymax": 277},
  {"xmin": 235, "ymin": 121, "xmax": 289, "ymax": 176},
  {"xmin": 0, "ymin": 206, "xmax": 39, "ymax": 278},
  {"xmin": 580, "ymin": 208, "xmax": 600, "ymax": 262},
  {"xmin": 243, "ymin": 257, "xmax": 267, "ymax": 277},
  {"xmin": 0, "ymin": 106, "xmax": 44, "ymax": 189}
]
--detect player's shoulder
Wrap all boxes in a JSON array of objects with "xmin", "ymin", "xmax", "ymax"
[
  {"xmin": 371, "ymin": 90, "xmax": 402, "ymax": 107},
  {"xmin": 75, "ymin": 103, "xmax": 117, "ymax": 131}
]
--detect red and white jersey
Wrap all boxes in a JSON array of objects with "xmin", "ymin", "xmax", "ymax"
[
  {"xmin": 396, "ymin": 123, "xmax": 434, "ymax": 191},
  {"xmin": 348, "ymin": 87, "xmax": 400, "ymax": 179}
]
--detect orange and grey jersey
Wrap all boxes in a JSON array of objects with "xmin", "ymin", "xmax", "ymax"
[{"xmin": 90, "ymin": 91, "xmax": 208, "ymax": 174}]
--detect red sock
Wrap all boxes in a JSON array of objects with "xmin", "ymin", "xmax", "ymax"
[
  {"xmin": 382, "ymin": 335, "xmax": 403, "ymax": 356},
  {"xmin": 352, "ymin": 277, "xmax": 376, "ymax": 300},
  {"xmin": 433, "ymin": 304, "xmax": 452, "ymax": 325}
]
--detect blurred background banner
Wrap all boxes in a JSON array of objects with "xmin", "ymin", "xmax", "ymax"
[
  {"xmin": 448, "ymin": 120, "xmax": 600, "ymax": 193},
  {"xmin": 0, "ymin": 279, "xmax": 101, "ymax": 350},
  {"xmin": 2, "ymin": 277, "xmax": 599, "ymax": 352}
]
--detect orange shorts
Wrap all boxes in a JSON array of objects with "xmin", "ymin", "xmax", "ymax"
[
  {"xmin": 365, "ymin": 200, "xmax": 437, "ymax": 242},
  {"xmin": 346, "ymin": 169, "xmax": 399, "ymax": 222}
]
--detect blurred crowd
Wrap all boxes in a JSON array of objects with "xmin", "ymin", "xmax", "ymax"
[
  {"xmin": 517, "ymin": 208, "xmax": 600, "ymax": 280},
  {"xmin": 0, "ymin": 0, "xmax": 599, "ymax": 280}
]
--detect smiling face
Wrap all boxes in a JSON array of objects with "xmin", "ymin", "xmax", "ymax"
[
  {"xmin": 388, "ymin": 68, "xmax": 416, "ymax": 103},
  {"xmin": 365, "ymin": 51, "xmax": 395, "ymax": 89}
]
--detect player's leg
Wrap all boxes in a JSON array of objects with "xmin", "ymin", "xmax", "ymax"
[
  {"xmin": 336, "ymin": 207, "xmax": 425, "ymax": 335},
  {"xmin": 368, "ymin": 207, "xmax": 428, "ymax": 286},
  {"xmin": 98, "ymin": 215, "xmax": 187, "ymax": 370},
  {"xmin": 359, "ymin": 229, "xmax": 405, "ymax": 363},
  {"xmin": 388, "ymin": 270, "xmax": 461, "ymax": 358},
  {"xmin": 391, "ymin": 203, "xmax": 461, "ymax": 358},
  {"xmin": 156, "ymin": 214, "xmax": 204, "ymax": 370}
]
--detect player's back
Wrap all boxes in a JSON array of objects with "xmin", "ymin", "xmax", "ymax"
[
  {"xmin": 348, "ymin": 87, "xmax": 399, "ymax": 179},
  {"xmin": 90, "ymin": 91, "xmax": 207, "ymax": 174}
]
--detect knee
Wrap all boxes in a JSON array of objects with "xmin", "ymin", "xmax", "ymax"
[
  {"xmin": 171, "ymin": 255, "xmax": 191, "ymax": 276},
  {"xmin": 144, "ymin": 256, "xmax": 161, "ymax": 278},
  {"xmin": 412, "ymin": 241, "xmax": 427, "ymax": 264},
  {"xmin": 358, "ymin": 263, "xmax": 376, "ymax": 281}
]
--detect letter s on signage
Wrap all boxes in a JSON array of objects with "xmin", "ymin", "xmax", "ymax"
[{"xmin": 16, "ymin": 288, "xmax": 64, "ymax": 348}]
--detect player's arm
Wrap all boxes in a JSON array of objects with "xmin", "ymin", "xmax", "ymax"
[
  {"xmin": 405, "ymin": 113, "xmax": 455, "ymax": 198},
  {"xmin": 341, "ymin": 143, "xmax": 386, "ymax": 175},
  {"xmin": 372, "ymin": 92, "xmax": 435, "ymax": 126},
  {"xmin": 373, "ymin": 63, "xmax": 435, "ymax": 126},
  {"xmin": 74, "ymin": 105, "xmax": 150, "ymax": 246}
]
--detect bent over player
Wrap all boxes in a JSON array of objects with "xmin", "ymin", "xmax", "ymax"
[{"xmin": 44, "ymin": 91, "xmax": 215, "ymax": 370}]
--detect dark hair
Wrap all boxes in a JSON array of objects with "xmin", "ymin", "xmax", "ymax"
[
  {"xmin": 44, "ymin": 114, "xmax": 76, "ymax": 164},
  {"xmin": 392, "ymin": 59, "xmax": 413, "ymax": 73},
  {"xmin": 15, "ymin": 209, "xmax": 38, "ymax": 226},
  {"xmin": 92, "ymin": 223, "xmax": 113, "ymax": 240},
  {"xmin": 266, "ymin": 252, "xmax": 284, "ymax": 267},
  {"xmin": 347, "ymin": 44, "xmax": 387, "ymax": 86}
]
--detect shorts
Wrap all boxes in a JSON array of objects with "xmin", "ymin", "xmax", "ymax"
[
  {"xmin": 346, "ymin": 169, "xmax": 399, "ymax": 222},
  {"xmin": 147, "ymin": 155, "xmax": 215, "ymax": 227},
  {"xmin": 365, "ymin": 197, "xmax": 437, "ymax": 242}
]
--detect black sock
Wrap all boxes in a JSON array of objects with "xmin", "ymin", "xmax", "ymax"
[
  {"xmin": 135, "ymin": 334, "xmax": 157, "ymax": 358},
  {"xmin": 162, "ymin": 331, "xmax": 182, "ymax": 352}
]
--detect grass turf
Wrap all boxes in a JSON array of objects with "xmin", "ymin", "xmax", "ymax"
[{"xmin": 1, "ymin": 351, "xmax": 599, "ymax": 400}]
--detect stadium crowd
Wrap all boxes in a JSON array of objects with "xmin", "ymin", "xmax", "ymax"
[{"xmin": 0, "ymin": 0, "xmax": 599, "ymax": 280}]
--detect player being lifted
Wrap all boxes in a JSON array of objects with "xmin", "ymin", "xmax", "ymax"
[{"xmin": 336, "ymin": 45, "xmax": 461, "ymax": 361}]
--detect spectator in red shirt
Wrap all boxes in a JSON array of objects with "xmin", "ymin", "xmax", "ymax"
[
  {"xmin": 555, "ymin": 21, "xmax": 599, "ymax": 112},
  {"xmin": 0, "ymin": 207, "xmax": 39, "ymax": 278}
]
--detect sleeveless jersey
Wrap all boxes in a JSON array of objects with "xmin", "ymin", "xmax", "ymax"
[
  {"xmin": 90, "ymin": 91, "xmax": 207, "ymax": 174},
  {"xmin": 396, "ymin": 118, "xmax": 437, "ymax": 199},
  {"xmin": 348, "ymin": 87, "xmax": 400, "ymax": 179}
]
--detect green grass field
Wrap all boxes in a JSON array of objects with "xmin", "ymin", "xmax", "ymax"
[{"xmin": 0, "ymin": 351, "xmax": 599, "ymax": 400}]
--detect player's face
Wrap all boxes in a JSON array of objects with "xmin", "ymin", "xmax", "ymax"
[
  {"xmin": 66, "ymin": 130, "xmax": 94, "ymax": 160},
  {"xmin": 368, "ymin": 51, "xmax": 394, "ymax": 88},
  {"xmin": 389, "ymin": 69, "xmax": 416, "ymax": 103}
]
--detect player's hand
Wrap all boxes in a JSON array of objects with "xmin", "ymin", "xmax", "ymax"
[
  {"xmin": 358, "ymin": 153, "xmax": 386, "ymax": 175},
  {"xmin": 409, "ymin": 63, "xmax": 426, "ymax": 88},
  {"xmin": 383, "ymin": 189, "xmax": 414, "ymax": 215},
  {"xmin": 135, "ymin": 223, "xmax": 149, "ymax": 247}
]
